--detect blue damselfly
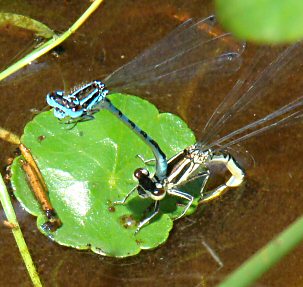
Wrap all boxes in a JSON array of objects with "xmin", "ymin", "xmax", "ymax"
[{"xmin": 47, "ymin": 15, "xmax": 245, "ymax": 182}]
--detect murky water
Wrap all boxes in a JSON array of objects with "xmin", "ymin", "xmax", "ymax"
[{"xmin": 1, "ymin": 1, "xmax": 303, "ymax": 286}]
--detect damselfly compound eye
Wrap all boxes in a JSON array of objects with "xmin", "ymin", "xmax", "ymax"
[{"xmin": 134, "ymin": 168, "xmax": 149, "ymax": 179}]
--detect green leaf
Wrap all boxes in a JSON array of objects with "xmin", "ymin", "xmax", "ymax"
[
  {"xmin": 215, "ymin": 0, "xmax": 303, "ymax": 44},
  {"xmin": 11, "ymin": 94, "xmax": 197, "ymax": 257},
  {"xmin": 0, "ymin": 13, "xmax": 54, "ymax": 38}
]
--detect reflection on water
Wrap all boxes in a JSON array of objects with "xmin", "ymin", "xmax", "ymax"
[{"xmin": 0, "ymin": 0, "xmax": 303, "ymax": 286}]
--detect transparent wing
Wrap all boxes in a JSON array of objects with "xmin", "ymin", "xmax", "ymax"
[
  {"xmin": 103, "ymin": 15, "xmax": 245, "ymax": 95},
  {"xmin": 0, "ymin": 60, "xmax": 50, "ymax": 86},
  {"xmin": 209, "ymin": 95, "xmax": 303, "ymax": 151},
  {"xmin": 0, "ymin": 37, "xmax": 50, "ymax": 86},
  {"xmin": 199, "ymin": 41, "xmax": 303, "ymax": 148}
]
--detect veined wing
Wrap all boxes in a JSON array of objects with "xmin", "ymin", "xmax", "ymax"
[
  {"xmin": 207, "ymin": 95, "xmax": 303, "ymax": 151},
  {"xmin": 199, "ymin": 42, "xmax": 303, "ymax": 148},
  {"xmin": 103, "ymin": 15, "xmax": 245, "ymax": 95}
]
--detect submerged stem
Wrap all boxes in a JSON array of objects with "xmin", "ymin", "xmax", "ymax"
[
  {"xmin": 0, "ymin": 127, "xmax": 20, "ymax": 144},
  {"xmin": 0, "ymin": 175, "xmax": 42, "ymax": 287},
  {"xmin": 217, "ymin": 215, "xmax": 303, "ymax": 287}
]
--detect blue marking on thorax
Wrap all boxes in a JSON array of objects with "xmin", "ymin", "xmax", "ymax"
[{"xmin": 46, "ymin": 81, "xmax": 109, "ymax": 120}]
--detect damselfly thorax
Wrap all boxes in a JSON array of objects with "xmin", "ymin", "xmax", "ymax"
[
  {"xmin": 165, "ymin": 145, "xmax": 212, "ymax": 185},
  {"xmin": 47, "ymin": 81, "xmax": 109, "ymax": 120}
]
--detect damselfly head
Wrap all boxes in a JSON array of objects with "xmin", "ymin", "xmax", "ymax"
[
  {"xmin": 47, "ymin": 91, "xmax": 66, "ymax": 119},
  {"xmin": 134, "ymin": 168, "xmax": 149, "ymax": 179},
  {"xmin": 46, "ymin": 90, "xmax": 63, "ymax": 104},
  {"xmin": 134, "ymin": 168, "xmax": 154, "ymax": 189},
  {"xmin": 47, "ymin": 91, "xmax": 84, "ymax": 119},
  {"xmin": 134, "ymin": 168, "xmax": 167, "ymax": 200}
]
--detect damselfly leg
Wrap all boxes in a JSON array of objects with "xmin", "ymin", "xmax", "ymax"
[
  {"xmin": 113, "ymin": 186, "xmax": 137, "ymax": 205},
  {"xmin": 182, "ymin": 170, "xmax": 210, "ymax": 198},
  {"xmin": 136, "ymin": 154, "xmax": 156, "ymax": 165},
  {"xmin": 167, "ymin": 189, "xmax": 194, "ymax": 219},
  {"xmin": 61, "ymin": 112, "xmax": 98, "ymax": 130},
  {"xmin": 135, "ymin": 201, "xmax": 160, "ymax": 234}
]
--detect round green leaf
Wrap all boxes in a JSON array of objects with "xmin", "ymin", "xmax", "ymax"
[
  {"xmin": 11, "ymin": 93, "xmax": 197, "ymax": 257},
  {"xmin": 215, "ymin": 0, "xmax": 303, "ymax": 44}
]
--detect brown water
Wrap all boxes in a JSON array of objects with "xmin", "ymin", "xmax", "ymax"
[{"xmin": 1, "ymin": 1, "xmax": 303, "ymax": 286}]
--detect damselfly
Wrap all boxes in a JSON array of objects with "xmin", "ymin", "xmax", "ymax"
[
  {"xmin": 114, "ymin": 42, "xmax": 303, "ymax": 233},
  {"xmin": 47, "ymin": 15, "xmax": 245, "ymax": 182}
]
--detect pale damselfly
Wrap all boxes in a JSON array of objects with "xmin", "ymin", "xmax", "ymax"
[{"xmin": 114, "ymin": 42, "xmax": 303, "ymax": 233}]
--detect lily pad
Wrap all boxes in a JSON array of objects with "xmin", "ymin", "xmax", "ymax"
[
  {"xmin": 215, "ymin": 0, "xmax": 303, "ymax": 44},
  {"xmin": 11, "ymin": 93, "xmax": 197, "ymax": 257}
]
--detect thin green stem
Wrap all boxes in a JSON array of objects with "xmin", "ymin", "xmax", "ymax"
[
  {"xmin": 0, "ymin": 0, "xmax": 105, "ymax": 82},
  {"xmin": 0, "ymin": 175, "xmax": 42, "ymax": 287},
  {"xmin": 217, "ymin": 215, "xmax": 303, "ymax": 287},
  {"xmin": 0, "ymin": 1, "xmax": 105, "ymax": 285}
]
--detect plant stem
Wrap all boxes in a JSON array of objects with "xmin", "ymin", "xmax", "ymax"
[
  {"xmin": 217, "ymin": 215, "xmax": 303, "ymax": 287},
  {"xmin": 0, "ymin": 2, "xmax": 105, "ymax": 285},
  {"xmin": 0, "ymin": 127, "xmax": 20, "ymax": 144},
  {"xmin": 0, "ymin": 175, "xmax": 42, "ymax": 287},
  {"xmin": 0, "ymin": 0, "xmax": 105, "ymax": 82}
]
